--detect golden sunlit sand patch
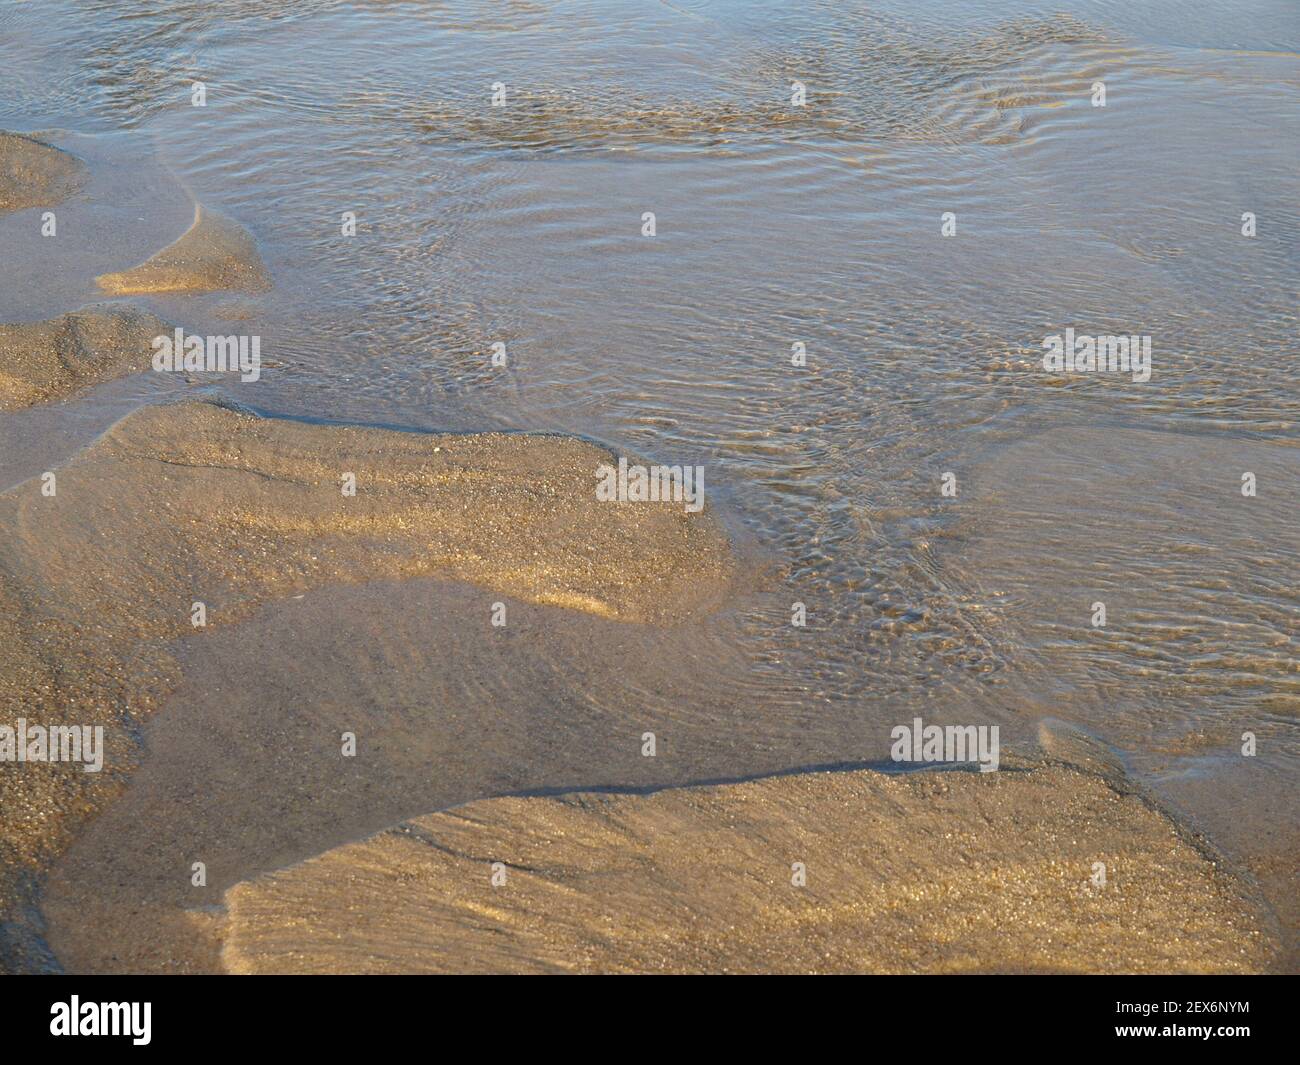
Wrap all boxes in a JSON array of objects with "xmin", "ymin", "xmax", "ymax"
[
  {"xmin": 0, "ymin": 305, "xmax": 169, "ymax": 411},
  {"xmin": 95, "ymin": 204, "xmax": 271, "ymax": 295},
  {"xmin": 0, "ymin": 131, "xmax": 85, "ymax": 214},
  {"xmin": 0, "ymin": 400, "xmax": 733, "ymax": 970},
  {"xmin": 222, "ymin": 749, "xmax": 1275, "ymax": 974}
]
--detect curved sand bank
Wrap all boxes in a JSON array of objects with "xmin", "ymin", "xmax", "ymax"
[
  {"xmin": 0, "ymin": 305, "xmax": 169, "ymax": 411},
  {"xmin": 223, "ymin": 744, "xmax": 1275, "ymax": 974},
  {"xmin": 95, "ymin": 204, "xmax": 271, "ymax": 295},
  {"xmin": 0, "ymin": 400, "xmax": 733, "ymax": 970},
  {"xmin": 0, "ymin": 132, "xmax": 85, "ymax": 214}
]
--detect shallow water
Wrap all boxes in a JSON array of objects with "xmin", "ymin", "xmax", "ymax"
[{"xmin": 0, "ymin": 0, "xmax": 1296, "ymax": 970}]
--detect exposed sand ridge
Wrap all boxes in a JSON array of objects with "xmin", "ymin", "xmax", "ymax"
[{"xmin": 222, "ymin": 725, "xmax": 1277, "ymax": 975}]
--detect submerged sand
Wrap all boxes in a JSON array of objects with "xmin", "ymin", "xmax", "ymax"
[
  {"xmin": 0, "ymin": 305, "xmax": 169, "ymax": 411},
  {"xmin": 0, "ymin": 400, "xmax": 733, "ymax": 970},
  {"xmin": 408, "ymin": 14, "xmax": 1123, "ymax": 152},
  {"xmin": 0, "ymin": 132, "xmax": 85, "ymax": 214},
  {"xmin": 95, "ymin": 204, "xmax": 271, "ymax": 295},
  {"xmin": 223, "ymin": 743, "xmax": 1274, "ymax": 974}
]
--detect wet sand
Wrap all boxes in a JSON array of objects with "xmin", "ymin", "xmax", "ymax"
[
  {"xmin": 222, "ymin": 742, "xmax": 1275, "ymax": 975},
  {"xmin": 41, "ymin": 576, "xmax": 778, "ymax": 973},
  {"xmin": 0, "ymin": 131, "xmax": 83, "ymax": 214},
  {"xmin": 0, "ymin": 304, "xmax": 169, "ymax": 411},
  {"xmin": 0, "ymin": 130, "xmax": 196, "ymax": 323},
  {"xmin": 1, "ymin": 0, "xmax": 1296, "ymax": 976},
  {"xmin": 0, "ymin": 400, "xmax": 734, "ymax": 970},
  {"xmin": 96, "ymin": 204, "xmax": 272, "ymax": 296}
]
